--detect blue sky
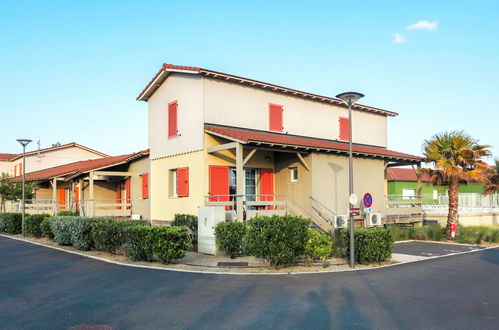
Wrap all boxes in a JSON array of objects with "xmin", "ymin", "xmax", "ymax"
[{"xmin": 1, "ymin": 0, "xmax": 498, "ymax": 163}]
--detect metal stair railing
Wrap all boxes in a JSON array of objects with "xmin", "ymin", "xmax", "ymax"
[
  {"xmin": 285, "ymin": 196, "xmax": 332, "ymax": 233},
  {"xmin": 309, "ymin": 196, "xmax": 337, "ymax": 227}
]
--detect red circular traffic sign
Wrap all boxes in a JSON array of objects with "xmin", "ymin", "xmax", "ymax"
[{"xmin": 363, "ymin": 193, "xmax": 373, "ymax": 208}]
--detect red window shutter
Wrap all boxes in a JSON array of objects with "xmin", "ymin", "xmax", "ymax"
[
  {"xmin": 58, "ymin": 188, "xmax": 66, "ymax": 210},
  {"xmin": 125, "ymin": 178, "xmax": 131, "ymax": 209},
  {"xmin": 260, "ymin": 168, "xmax": 275, "ymax": 210},
  {"xmin": 115, "ymin": 183, "xmax": 122, "ymax": 210},
  {"xmin": 339, "ymin": 117, "xmax": 349, "ymax": 141},
  {"xmin": 19, "ymin": 163, "xmax": 22, "ymax": 175},
  {"xmin": 168, "ymin": 101, "xmax": 178, "ymax": 138},
  {"xmin": 209, "ymin": 166, "xmax": 229, "ymax": 203},
  {"xmin": 141, "ymin": 173, "xmax": 149, "ymax": 199},
  {"xmin": 177, "ymin": 167, "xmax": 189, "ymax": 197},
  {"xmin": 269, "ymin": 104, "xmax": 283, "ymax": 132}
]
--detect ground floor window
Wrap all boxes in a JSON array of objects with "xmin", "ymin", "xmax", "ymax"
[{"xmin": 402, "ymin": 188, "xmax": 416, "ymax": 200}]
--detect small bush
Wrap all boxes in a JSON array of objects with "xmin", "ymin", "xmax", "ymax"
[
  {"xmin": 457, "ymin": 226, "xmax": 499, "ymax": 245},
  {"xmin": 245, "ymin": 215, "xmax": 309, "ymax": 267},
  {"xmin": 49, "ymin": 217, "xmax": 74, "ymax": 245},
  {"xmin": 215, "ymin": 221, "xmax": 247, "ymax": 258},
  {"xmin": 389, "ymin": 226, "xmax": 410, "ymax": 241},
  {"xmin": 123, "ymin": 225, "xmax": 156, "ymax": 261},
  {"xmin": 151, "ymin": 226, "xmax": 190, "ymax": 263},
  {"xmin": 70, "ymin": 217, "xmax": 108, "ymax": 250},
  {"xmin": 25, "ymin": 214, "xmax": 50, "ymax": 238},
  {"xmin": 304, "ymin": 229, "xmax": 333, "ymax": 265},
  {"xmin": 40, "ymin": 218, "xmax": 54, "ymax": 239},
  {"xmin": 172, "ymin": 214, "xmax": 198, "ymax": 245},
  {"xmin": 0, "ymin": 213, "xmax": 22, "ymax": 234},
  {"xmin": 409, "ymin": 228, "xmax": 427, "ymax": 241},
  {"xmin": 339, "ymin": 228, "xmax": 394, "ymax": 264},
  {"xmin": 57, "ymin": 210, "xmax": 79, "ymax": 216},
  {"xmin": 426, "ymin": 224, "xmax": 445, "ymax": 241},
  {"xmin": 92, "ymin": 220, "xmax": 149, "ymax": 254}
]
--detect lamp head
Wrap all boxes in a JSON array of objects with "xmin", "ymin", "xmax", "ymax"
[
  {"xmin": 17, "ymin": 139, "xmax": 32, "ymax": 147},
  {"xmin": 335, "ymin": 92, "xmax": 364, "ymax": 106}
]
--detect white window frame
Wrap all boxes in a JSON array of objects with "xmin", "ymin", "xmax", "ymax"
[
  {"xmin": 289, "ymin": 167, "xmax": 298, "ymax": 183},
  {"xmin": 169, "ymin": 169, "xmax": 178, "ymax": 198},
  {"xmin": 402, "ymin": 188, "xmax": 416, "ymax": 200}
]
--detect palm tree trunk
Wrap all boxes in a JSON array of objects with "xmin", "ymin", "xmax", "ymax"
[{"xmin": 447, "ymin": 177, "xmax": 459, "ymax": 236}]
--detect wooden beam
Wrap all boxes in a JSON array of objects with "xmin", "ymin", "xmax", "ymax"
[
  {"xmin": 296, "ymin": 153, "xmax": 310, "ymax": 171},
  {"xmin": 52, "ymin": 178, "xmax": 57, "ymax": 214},
  {"xmin": 243, "ymin": 149, "xmax": 257, "ymax": 165},
  {"xmin": 93, "ymin": 171, "xmax": 133, "ymax": 177},
  {"xmin": 207, "ymin": 142, "xmax": 238, "ymax": 154},
  {"xmin": 235, "ymin": 143, "xmax": 244, "ymax": 222},
  {"xmin": 89, "ymin": 171, "xmax": 94, "ymax": 217}
]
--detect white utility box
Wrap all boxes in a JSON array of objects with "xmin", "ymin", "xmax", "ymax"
[{"xmin": 197, "ymin": 206, "xmax": 226, "ymax": 255}]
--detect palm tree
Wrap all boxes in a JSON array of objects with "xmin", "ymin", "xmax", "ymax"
[
  {"xmin": 422, "ymin": 131, "xmax": 492, "ymax": 235},
  {"xmin": 484, "ymin": 159, "xmax": 498, "ymax": 194}
]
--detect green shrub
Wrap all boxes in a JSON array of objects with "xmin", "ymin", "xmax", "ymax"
[
  {"xmin": 91, "ymin": 220, "xmax": 149, "ymax": 254},
  {"xmin": 49, "ymin": 217, "xmax": 74, "ymax": 245},
  {"xmin": 25, "ymin": 214, "xmax": 49, "ymax": 238},
  {"xmin": 70, "ymin": 217, "xmax": 108, "ymax": 250},
  {"xmin": 245, "ymin": 215, "xmax": 309, "ymax": 267},
  {"xmin": 123, "ymin": 225, "xmax": 156, "ymax": 261},
  {"xmin": 409, "ymin": 228, "xmax": 428, "ymax": 241},
  {"xmin": 426, "ymin": 224, "xmax": 445, "ymax": 241},
  {"xmin": 57, "ymin": 210, "xmax": 79, "ymax": 216},
  {"xmin": 389, "ymin": 226, "xmax": 410, "ymax": 241},
  {"xmin": 0, "ymin": 213, "xmax": 22, "ymax": 234},
  {"xmin": 151, "ymin": 226, "xmax": 190, "ymax": 263},
  {"xmin": 215, "ymin": 221, "xmax": 247, "ymax": 258},
  {"xmin": 457, "ymin": 226, "xmax": 499, "ymax": 245},
  {"xmin": 304, "ymin": 229, "xmax": 333, "ymax": 265},
  {"xmin": 172, "ymin": 214, "xmax": 197, "ymax": 232},
  {"xmin": 339, "ymin": 228, "xmax": 394, "ymax": 264},
  {"xmin": 40, "ymin": 218, "xmax": 54, "ymax": 239}
]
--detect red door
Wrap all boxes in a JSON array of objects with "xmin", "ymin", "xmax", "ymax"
[
  {"xmin": 115, "ymin": 182, "xmax": 122, "ymax": 210},
  {"xmin": 209, "ymin": 166, "xmax": 229, "ymax": 203},
  {"xmin": 58, "ymin": 188, "xmax": 66, "ymax": 210},
  {"xmin": 260, "ymin": 168, "xmax": 274, "ymax": 210}
]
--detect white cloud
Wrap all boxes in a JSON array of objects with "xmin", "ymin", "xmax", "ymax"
[
  {"xmin": 393, "ymin": 33, "xmax": 406, "ymax": 43},
  {"xmin": 406, "ymin": 20, "xmax": 438, "ymax": 30}
]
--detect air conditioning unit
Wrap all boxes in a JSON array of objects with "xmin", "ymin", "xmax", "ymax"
[
  {"xmin": 334, "ymin": 214, "xmax": 349, "ymax": 229},
  {"xmin": 365, "ymin": 213, "xmax": 382, "ymax": 227}
]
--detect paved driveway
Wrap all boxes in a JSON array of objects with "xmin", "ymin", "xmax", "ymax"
[
  {"xmin": 0, "ymin": 236, "xmax": 498, "ymax": 329},
  {"xmin": 394, "ymin": 241, "xmax": 486, "ymax": 257}
]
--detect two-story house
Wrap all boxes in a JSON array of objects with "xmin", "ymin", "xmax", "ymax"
[{"xmin": 137, "ymin": 64, "xmax": 422, "ymax": 230}]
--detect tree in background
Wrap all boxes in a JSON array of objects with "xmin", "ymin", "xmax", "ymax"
[
  {"xmin": 52, "ymin": 142, "xmax": 61, "ymax": 147},
  {"xmin": 0, "ymin": 173, "xmax": 37, "ymax": 212},
  {"xmin": 484, "ymin": 159, "xmax": 499, "ymax": 194},
  {"xmin": 422, "ymin": 131, "xmax": 492, "ymax": 235}
]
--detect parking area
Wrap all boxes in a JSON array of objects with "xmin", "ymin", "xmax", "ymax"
[{"xmin": 393, "ymin": 241, "xmax": 486, "ymax": 257}]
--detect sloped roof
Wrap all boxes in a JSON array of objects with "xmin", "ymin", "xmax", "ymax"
[
  {"xmin": 0, "ymin": 153, "xmax": 16, "ymax": 161},
  {"xmin": 8, "ymin": 142, "xmax": 108, "ymax": 161},
  {"xmin": 205, "ymin": 124, "xmax": 422, "ymax": 163},
  {"xmin": 137, "ymin": 63, "xmax": 398, "ymax": 117},
  {"xmin": 13, "ymin": 154, "xmax": 134, "ymax": 181},
  {"xmin": 386, "ymin": 168, "xmax": 430, "ymax": 181}
]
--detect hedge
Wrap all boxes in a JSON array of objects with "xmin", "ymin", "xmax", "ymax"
[
  {"xmin": 49, "ymin": 217, "xmax": 74, "ymax": 245},
  {"xmin": 304, "ymin": 228, "xmax": 333, "ymax": 265},
  {"xmin": 336, "ymin": 228, "xmax": 394, "ymax": 264},
  {"xmin": 172, "ymin": 214, "xmax": 198, "ymax": 245},
  {"xmin": 0, "ymin": 213, "xmax": 22, "ymax": 234},
  {"xmin": 457, "ymin": 226, "xmax": 499, "ymax": 244},
  {"xmin": 123, "ymin": 225, "xmax": 190, "ymax": 263},
  {"xmin": 40, "ymin": 218, "xmax": 53, "ymax": 239},
  {"xmin": 215, "ymin": 221, "xmax": 247, "ymax": 258},
  {"xmin": 25, "ymin": 214, "xmax": 50, "ymax": 238},
  {"xmin": 49, "ymin": 216, "xmax": 112, "ymax": 249},
  {"xmin": 245, "ymin": 215, "xmax": 310, "ymax": 267},
  {"xmin": 91, "ymin": 220, "xmax": 149, "ymax": 254}
]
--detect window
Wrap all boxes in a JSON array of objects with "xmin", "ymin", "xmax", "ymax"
[
  {"xmin": 402, "ymin": 188, "xmax": 416, "ymax": 200},
  {"xmin": 269, "ymin": 104, "xmax": 283, "ymax": 132},
  {"xmin": 168, "ymin": 101, "xmax": 178, "ymax": 138},
  {"xmin": 433, "ymin": 189, "xmax": 438, "ymax": 200},
  {"xmin": 339, "ymin": 117, "xmax": 349, "ymax": 141},
  {"xmin": 289, "ymin": 167, "xmax": 298, "ymax": 183},
  {"xmin": 141, "ymin": 173, "xmax": 149, "ymax": 199},
  {"xmin": 169, "ymin": 167, "xmax": 189, "ymax": 197}
]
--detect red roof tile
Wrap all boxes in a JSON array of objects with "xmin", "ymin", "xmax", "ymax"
[
  {"xmin": 205, "ymin": 124, "xmax": 422, "ymax": 162},
  {"xmin": 137, "ymin": 63, "xmax": 398, "ymax": 117},
  {"xmin": 8, "ymin": 142, "xmax": 108, "ymax": 161},
  {"xmin": 0, "ymin": 153, "xmax": 16, "ymax": 161},
  {"xmin": 386, "ymin": 168, "xmax": 430, "ymax": 181},
  {"xmin": 13, "ymin": 154, "xmax": 133, "ymax": 181}
]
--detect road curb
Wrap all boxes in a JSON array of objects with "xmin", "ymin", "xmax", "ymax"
[{"xmin": 1, "ymin": 234, "xmax": 497, "ymax": 276}]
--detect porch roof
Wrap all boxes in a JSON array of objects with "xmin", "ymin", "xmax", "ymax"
[
  {"xmin": 205, "ymin": 124, "xmax": 423, "ymax": 163},
  {"xmin": 386, "ymin": 168, "xmax": 430, "ymax": 182}
]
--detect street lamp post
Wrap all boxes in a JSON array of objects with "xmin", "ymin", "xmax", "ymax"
[
  {"xmin": 17, "ymin": 139, "xmax": 32, "ymax": 237},
  {"xmin": 335, "ymin": 92, "xmax": 364, "ymax": 268}
]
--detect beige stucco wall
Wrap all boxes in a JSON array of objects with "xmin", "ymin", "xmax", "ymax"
[
  {"xmin": 203, "ymin": 78, "xmax": 388, "ymax": 148},
  {"xmin": 0, "ymin": 161, "xmax": 12, "ymax": 176},
  {"xmin": 148, "ymin": 73, "xmax": 204, "ymax": 159},
  {"xmin": 128, "ymin": 156, "xmax": 151, "ymax": 220},
  {"xmin": 311, "ymin": 153, "xmax": 386, "ymax": 217},
  {"xmin": 275, "ymin": 152, "xmax": 312, "ymax": 210}
]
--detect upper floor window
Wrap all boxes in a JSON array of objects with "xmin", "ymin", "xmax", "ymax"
[
  {"xmin": 269, "ymin": 104, "xmax": 283, "ymax": 132},
  {"xmin": 339, "ymin": 117, "xmax": 349, "ymax": 141},
  {"xmin": 168, "ymin": 101, "xmax": 178, "ymax": 138}
]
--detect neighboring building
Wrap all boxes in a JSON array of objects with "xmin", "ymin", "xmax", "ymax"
[
  {"xmin": 1, "ymin": 142, "xmax": 108, "ymax": 177},
  {"xmin": 386, "ymin": 168, "xmax": 485, "ymax": 204},
  {"xmin": 14, "ymin": 150, "xmax": 150, "ymax": 219},
  {"xmin": 137, "ymin": 63, "xmax": 422, "ymax": 229}
]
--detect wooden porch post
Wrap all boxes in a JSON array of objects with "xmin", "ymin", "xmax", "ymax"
[
  {"xmin": 89, "ymin": 172, "xmax": 95, "ymax": 217},
  {"xmin": 236, "ymin": 143, "xmax": 244, "ymax": 222},
  {"xmin": 78, "ymin": 179, "xmax": 84, "ymax": 216},
  {"xmin": 51, "ymin": 178, "xmax": 57, "ymax": 215}
]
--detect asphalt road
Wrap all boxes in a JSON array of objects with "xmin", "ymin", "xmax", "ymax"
[
  {"xmin": 393, "ymin": 241, "xmax": 485, "ymax": 257},
  {"xmin": 0, "ymin": 236, "xmax": 498, "ymax": 330}
]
